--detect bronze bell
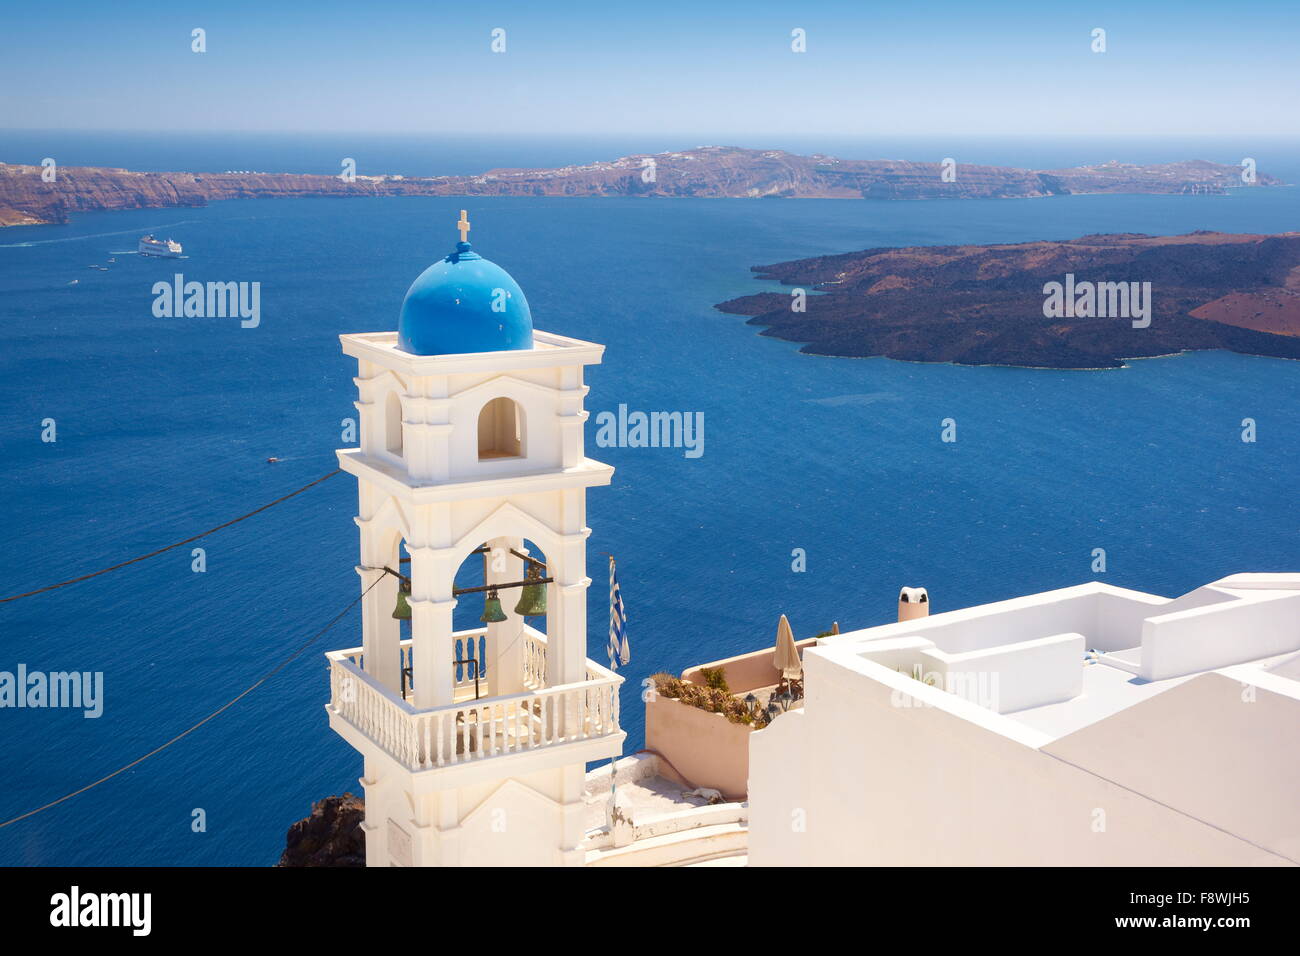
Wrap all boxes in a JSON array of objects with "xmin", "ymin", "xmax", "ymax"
[
  {"xmin": 392, "ymin": 582, "xmax": 413, "ymax": 620},
  {"xmin": 513, "ymin": 563, "xmax": 547, "ymax": 617},
  {"xmin": 480, "ymin": 587, "xmax": 507, "ymax": 623}
]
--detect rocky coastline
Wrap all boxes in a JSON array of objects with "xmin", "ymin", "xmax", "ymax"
[{"xmin": 277, "ymin": 793, "xmax": 366, "ymax": 867}]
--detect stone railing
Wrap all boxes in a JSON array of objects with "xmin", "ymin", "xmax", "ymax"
[
  {"xmin": 327, "ymin": 648, "xmax": 621, "ymax": 771},
  {"xmin": 522, "ymin": 625, "xmax": 548, "ymax": 688}
]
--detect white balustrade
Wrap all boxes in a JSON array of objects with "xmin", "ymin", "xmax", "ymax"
[
  {"xmin": 522, "ymin": 625, "xmax": 548, "ymax": 688},
  {"xmin": 327, "ymin": 638, "xmax": 621, "ymax": 771}
]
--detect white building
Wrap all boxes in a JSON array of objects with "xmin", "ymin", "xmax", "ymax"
[
  {"xmin": 324, "ymin": 213, "xmax": 625, "ymax": 866},
  {"xmin": 750, "ymin": 574, "xmax": 1300, "ymax": 866}
]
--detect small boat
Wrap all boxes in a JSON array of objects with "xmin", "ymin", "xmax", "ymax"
[
  {"xmin": 266, "ymin": 457, "xmax": 281, "ymax": 463},
  {"xmin": 67, "ymin": 279, "xmax": 79, "ymax": 286},
  {"xmin": 138, "ymin": 235, "xmax": 183, "ymax": 258}
]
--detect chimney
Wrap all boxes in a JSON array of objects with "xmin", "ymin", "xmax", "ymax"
[{"xmin": 898, "ymin": 586, "xmax": 929, "ymax": 622}]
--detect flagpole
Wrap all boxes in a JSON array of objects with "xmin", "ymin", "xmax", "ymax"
[
  {"xmin": 607, "ymin": 555, "xmax": 617, "ymax": 820},
  {"xmin": 604, "ymin": 553, "xmax": 622, "ymax": 827}
]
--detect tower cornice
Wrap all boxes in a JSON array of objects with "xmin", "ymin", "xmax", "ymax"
[
  {"xmin": 335, "ymin": 447, "xmax": 614, "ymax": 504},
  {"xmin": 341, "ymin": 329, "xmax": 605, "ymax": 377}
]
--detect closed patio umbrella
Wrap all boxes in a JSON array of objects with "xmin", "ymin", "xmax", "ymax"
[{"xmin": 773, "ymin": 614, "xmax": 802, "ymax": 681}]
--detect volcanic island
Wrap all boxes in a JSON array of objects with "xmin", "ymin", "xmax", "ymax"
[{"xmin": 714, "ymin": 231, "xmax": 1300, "ymax": 369}]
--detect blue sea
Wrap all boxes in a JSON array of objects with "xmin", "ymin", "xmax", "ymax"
[{"xmin": 1, "ymin": 134, "xmax": 1298, "ymax": 865}]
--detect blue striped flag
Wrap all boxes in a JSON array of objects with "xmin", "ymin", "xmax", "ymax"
[{"xmin": 608, "ymin": 557, "xmax": 629, "ymax": 670}]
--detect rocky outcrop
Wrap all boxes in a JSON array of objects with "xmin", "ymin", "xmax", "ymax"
[
  {"xmin": 0, "ymin": 148, "xmax": 1281, "ymax": 226},
  {"xmin": 277, "ymin": 793, "xmax": 366, "ymax": 867},
  {"xmin": 715, "ymin": 231, "xmax": 1300, "ymax": 369}
]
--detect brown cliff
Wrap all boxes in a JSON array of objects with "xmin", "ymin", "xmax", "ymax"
[
  {"xmin": 277, "ymin": 793, "xmax": 366, "ymax": 867},
  {"xmin": 0, "ymin": 147, "xmax": 1282, "ymax": 226}
]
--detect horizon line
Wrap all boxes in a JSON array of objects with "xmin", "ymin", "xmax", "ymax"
[{"xmin": 5, "ymin": 127, "xmax": 1300, "ymax": 140}]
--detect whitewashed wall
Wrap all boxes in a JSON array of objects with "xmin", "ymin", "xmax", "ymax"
[{"xmin": 748, "ymin": 647, "xmax": 1296, "ymax": 866}]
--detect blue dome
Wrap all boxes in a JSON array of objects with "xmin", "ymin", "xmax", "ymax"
[{"xmin": 397, "ymin": 241, "xmax": 533, "ymax": 356}]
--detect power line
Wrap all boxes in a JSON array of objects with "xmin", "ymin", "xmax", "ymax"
[
  {"xmin": 0, "ymin": 469, "xmax": 341, "ymax": 604},
  {"xmin": 0, "ymin": 574, "xmax": 379, "ymax": 830}
]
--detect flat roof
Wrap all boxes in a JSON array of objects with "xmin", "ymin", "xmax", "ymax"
[
  {"xmin": 820, "ymin": 576, "xmax": 1300, "ymax": 744},
  {"xmin": 1003, "ymin": 659, "xmax": 1193, "ymax": 740}
]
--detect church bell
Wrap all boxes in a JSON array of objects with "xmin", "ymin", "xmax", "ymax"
[
  {"xmin": 513, "ymin": 563, "xmax": 547, "ymax": 616},
  {"xmin": 480, "ymin": 587, "xmax": 508, "ymax": 623},
  {"xmin": 392, "ymin": 581, "xmax": 412, "ymax": 620}
]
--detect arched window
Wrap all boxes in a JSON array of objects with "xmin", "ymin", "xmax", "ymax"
[
  {"xmin": 478, "ymin": 397, "xmax": 523, "ymax": 460},
  {"xmin": 386, "ymin": 391, "xmax": 404, "ymax": 457}
]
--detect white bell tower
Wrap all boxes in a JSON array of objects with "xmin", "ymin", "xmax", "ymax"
[{"xmin": 325, "ymin": 215, "xmax": 622, "ymax": 866}]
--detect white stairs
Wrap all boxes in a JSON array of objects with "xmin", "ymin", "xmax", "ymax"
[{"xmin": 584, "ymin": 819, "xmax": 748, "ymax": 867}]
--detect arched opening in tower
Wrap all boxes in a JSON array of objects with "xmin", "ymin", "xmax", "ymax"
[
  {"xmin": 450, "ymin": 538, "xmax": 549, "ymax": 696},
  {"xmin": 477, "ymin": 396, "xmax": 524, "ymax": 460}
]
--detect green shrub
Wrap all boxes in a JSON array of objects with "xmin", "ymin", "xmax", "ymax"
[
  {"xmin": 698, "ymin": 666, "xmax": 730, "ymax": 694},
  {"xmin": 652, "ymin": 667, "xmax": 765, "ymax": 728}
]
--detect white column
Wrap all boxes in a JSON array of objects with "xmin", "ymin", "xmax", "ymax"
[
  {"xmin": 356, "ymin": 515, "xmax": 401, "ymax": 694},
  {"xmin": 546, "ymin": 530, "xmax": 591, "ymax": 688},
  {"xmin": 409, "ymin": 544, "xmax": 458, "ymax": 709},
  {"xmin": 351, "ymin": 360, "xmax": 380, "ymax": 458},
  {"xmin": 410, "ymin": 597, "xmax": 456, "ymax": 708},
  {"xmin": 404, "ymin": 374, "xmax": 453, "ymax": 484},
  {"xmin": 556, "ymin": 366, "xmax": 589, "ymax": 469},
  {"xmin": 357, "ymin": 565, "xmax": 401, "ymax": 693},
  {"xmin": 487, "ymin": 536, "xmax": 526, "ymax": 695}
]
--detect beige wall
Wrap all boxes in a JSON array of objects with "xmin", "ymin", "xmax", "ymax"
[
  {"xmin": 681, "ymin": 638, "xmax": 818, "ymax": 693},
  {"xmin": 647, "ymin": 638, "xmax": 818, "ymax": 800},
  {"xmin": 645, "ymin": 695, "xmax": 751, "ymax": 800}
]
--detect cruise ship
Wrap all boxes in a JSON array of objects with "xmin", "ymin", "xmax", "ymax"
[{"xmin": 138, "ymin": 235, "xmax": 183, "ymax": 258}]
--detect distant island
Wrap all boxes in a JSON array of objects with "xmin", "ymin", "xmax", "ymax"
[
  {"xmin": 0, "ymin": 147, "xmax": 1282, "ymax": 227},
  {"xmin": 714, "ymin": 231, "xmax": 1300, "ymax": 369}
]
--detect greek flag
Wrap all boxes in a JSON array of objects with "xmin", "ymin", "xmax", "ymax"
[{"xmin": 608, "ymin": 557, "xmax": 629, "ymax": 670}]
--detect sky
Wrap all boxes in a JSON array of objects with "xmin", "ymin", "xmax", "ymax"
[{"xmin": 1, "ymin": 0, "xmax": 1297, "ymax": 138}]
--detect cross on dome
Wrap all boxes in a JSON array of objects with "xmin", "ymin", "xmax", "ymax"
[{"xmin": 457, "ymin": 209, "xmax": 471, "ymax": 243}]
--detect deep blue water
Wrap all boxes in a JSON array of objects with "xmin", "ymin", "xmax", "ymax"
[{"xmin": 1, "ymin": 147, "xmax": 1298, "ymax": 865}]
